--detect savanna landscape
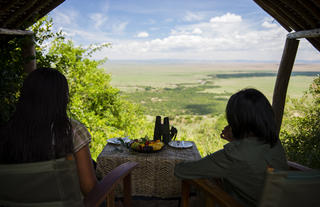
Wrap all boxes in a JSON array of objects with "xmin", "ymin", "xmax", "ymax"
[
  {"xmin": 2, "ymin": 1, "xmax": 320, "ymax": 206},
  {"xmin": 104, "ymin": 62, "xmax": 320, "ymax": 156},
  {"xmin": 2, "ymin": 17, "xmax": 319, "ymax": 168}
]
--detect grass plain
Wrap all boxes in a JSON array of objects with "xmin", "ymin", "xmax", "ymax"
[{"xmin": 103, "ymin": 62, "xmax": 320, "ymax": 156}]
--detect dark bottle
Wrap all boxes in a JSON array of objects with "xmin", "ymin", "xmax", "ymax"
[
  {"xmin": 162, "ymin": 117, "xmax": 170, "ymax": 144},
  {"xmin": 153, "ymin": 116, "xmax": 162, "ymax": 141}
]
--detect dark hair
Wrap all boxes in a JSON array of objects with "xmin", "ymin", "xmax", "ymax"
[
  {"xmin": 0, "ymin": 68, "xmax": 73, "ymax": 163},
  {"xmin": 226, "ymin": 88, "xmax": 278, "ymax": 147}
]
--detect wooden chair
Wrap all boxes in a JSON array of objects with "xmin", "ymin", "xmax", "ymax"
[
  {"xmin": 180, "ymin": 161, "xmax": 316, "ymax": 207},
  {"xmin": 0, "ymin": 161, "xmax": 138, "ymax": 207},
  {"xmin": 181, "ymin": 178, "xmax": 243, "ymax": 207},
  {"xmin": 85, "ymin": 161, "xmax": 138, "ymax": 207}
]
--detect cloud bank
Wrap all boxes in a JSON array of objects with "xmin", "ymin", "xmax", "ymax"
[{"xmin": 51, "ymin": 11, "xmax": 319, "ymax": 62}]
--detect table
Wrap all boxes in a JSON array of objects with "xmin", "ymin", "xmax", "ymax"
[{"xmin": 96, "ymin": 141, "xmax": 201, "ymax": 198}]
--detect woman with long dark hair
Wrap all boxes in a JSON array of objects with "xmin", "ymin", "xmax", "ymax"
[
  {"xmin": 0, "ymin": 68, "xmax": 97, "ymax": 197},
  {"xmin": 175, "ymin": 88, "xmax": 288, "ymax": 207}
]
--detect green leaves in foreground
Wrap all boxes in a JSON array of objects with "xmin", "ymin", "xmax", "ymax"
[{"xmin": 281, "ymin": 75, "xmax": 320, "ymax": 168}]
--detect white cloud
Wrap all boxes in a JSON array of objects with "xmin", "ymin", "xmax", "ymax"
[
  {"xmin": 137, "ymin": 32, "xmax": 149, "ymax": 38},
  {"xmin": 262, "ymin": 21, "xmax": 277, "ymax": 28},
  {"xmin": 210, "ymin": 13, "xmax": 242, "ymax": 23},
  {"xmin": 89, "ymin": 13, "xmax": 108, "ymax": 29},
  {"xmin": 192, "ymin": 28, "xmax": 202, "ymax": 34},
  {"xmin": 53, "ymin": 11, "xmax": 319, "ymax": 62},
  {"xmin": 52, "ymin": 10, "xmax": 78, "ymax": 26},
  {"xmin": 184, "ymin": 11, "xmax": 204, "ymax": 22},
  {"xmin": 61, "ymin": 27, "xmax": 110, "ymax": 42},
  {"xmin": 97, "ymin": 13, "xmax": 289, "ymax": 61},
  {"xmin": 112, "ymin": 22, "xmax": 128, "ymax": 34}
]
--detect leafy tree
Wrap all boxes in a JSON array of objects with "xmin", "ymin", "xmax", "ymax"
[
  {"xmin": 0, "ymin": 36, "xmax": 26, "ymax": 125},
  {"xmin": 281, "ymin": 75, "xmax": 320, "ymax": 168}
]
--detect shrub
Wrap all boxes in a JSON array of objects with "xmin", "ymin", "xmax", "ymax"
[
  {"xmin": 0, "ymin": 36, "xmax": 26, "ymax": 125},
  {"xmin": 281, "ymin": 75, "xmax": 320, "ymax": 168}
]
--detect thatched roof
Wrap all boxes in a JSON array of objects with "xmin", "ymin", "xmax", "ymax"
[
  {"xmin": 0, "ymin": 0, "xmax": 65, "ymax": 30},
  {"xmin": 254, "ymin": 0, "xmax": 320, "ymax": 52},
  {"xmin": 0, "ymin": 0, "xmax": 320, "ymax": 52}
]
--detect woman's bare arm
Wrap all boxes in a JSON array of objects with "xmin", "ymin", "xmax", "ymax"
[{"xmin": 74, "ymin": 145, "xmax": 98, "ymax": 196}]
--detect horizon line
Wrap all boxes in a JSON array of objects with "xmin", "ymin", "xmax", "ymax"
[{"xmin": 103, "ymin": 59, "xmax": 320, "ymax": 64}]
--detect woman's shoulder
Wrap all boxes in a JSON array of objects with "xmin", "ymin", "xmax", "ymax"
[
  {"xmin": 71, "ymin": 119, "xmax": 90, "ymax": 134},
  {"xmin": 223, "ymin": 137, "xmax": 269, "ymax": 160},
  {"xmin": 223, "ymin": 138, "xmax": 288, "ymax": 169},
  {"xmin": 70, "ymin": 119, "xmax": 91, "ymax": 153},
  {"xmin": 70, "ymin": 119, "xmax": 83, "ymax": 128}
]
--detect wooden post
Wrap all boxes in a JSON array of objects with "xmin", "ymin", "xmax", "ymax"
[
  {"xmin": 123, "ymin": 174, "xmax": 132, "ymax": 207},
  {"xmin": 205, "ymin": 196, "xmax": 215, "ymax": 207},
  {"xmin": 181, "ymin": 180, "xmax": 190, "ymax": 207},
  {"xmin": 272, "ymin": 38, "xmax": 299, "ymax": 134},
  {"xmin": 21, "ymin": 35, "xmax": 36, "ymax": 73},
  {"xmin": 106, "ymin": 191, "xmax": 115, "ymax": 207}
]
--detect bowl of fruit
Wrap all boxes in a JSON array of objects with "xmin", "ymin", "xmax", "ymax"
[{"xmin": 130, "ymin": 138, "xmax": 165, "ymax": 153}]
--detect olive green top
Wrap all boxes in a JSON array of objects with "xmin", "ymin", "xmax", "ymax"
[{"xmin": 174, "ymin": 138, "xmax": 288, "ymax": 206}]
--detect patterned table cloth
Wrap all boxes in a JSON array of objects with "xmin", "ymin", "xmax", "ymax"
[{"xmin": 96, "ymin": 141, "xmax": 201, "ymax": 198}]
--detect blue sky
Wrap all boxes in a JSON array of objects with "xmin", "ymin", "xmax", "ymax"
[{"xmin": 49, "ymin": 0, "xmax": 320, "ymax": 62}]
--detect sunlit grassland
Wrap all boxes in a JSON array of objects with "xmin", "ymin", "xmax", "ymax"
[
  {"xmin": 206, "ymin": 75, "xmax": 315, "ymax": 100},
  {"xmin": 103, "ymin": 62, "xmax": 320, "ymax": 156}
]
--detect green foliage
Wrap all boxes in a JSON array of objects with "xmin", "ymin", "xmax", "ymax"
[
  {"xmin": 281, "ymin": 75, "xmax": 320, "ymax": 168},
  {"xmin": 0, "ymin": 36, "xmax": 26, "ymax": 125},
  {"xmin": 0, "ymin": 18, "xmax": 66, "ymax": 125}
]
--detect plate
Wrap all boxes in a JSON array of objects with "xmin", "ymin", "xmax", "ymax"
[
  {"xmin": 130, "ymin": 140, "xmax": 164, "ymax": 153},
  {"xmin": 107, "ymin": 137, "xmax": 130, "ymax": 145},
  {"xmin": 168, "ymin": 141, "xmax": 193, "ymax": 149}
]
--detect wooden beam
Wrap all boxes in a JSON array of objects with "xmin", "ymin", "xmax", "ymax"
[
  {"xmin": 2, "ymin": 0, "xmax": 39, "ymax": 28},
  {"xmin": 253, "ymin": 0, "xmax": 292, "ymax": 32},
  {"xmin": 278, "ymin": 0, "xmax": 318, "ymax": 29},
  {"xmin": 287, "ymin": 28, "xmax": 320, "ymax": 39},
  {"xmin": 0, "ymin": 0, "xmax": 20, "ymax": 14},
  {"xmin": 265, "ymin": 0, "xmax": 305, "ymax": 30},
  {"xmin": 297, "ymin": 0, "xmax": 320, "ymax": 21},
  {"xmin": 0, "ymin": 28, "xmax": 34, "ymax": 36},
  {"xmin": 272, "ymin": 38, "xmax": 299, "ymax": 134},
  {"xmin": 310, "ymin": 0, "xmax": 320, "ymax": 8},
  {"xmin": 14, "ymin": 0, "xmax": 53, "ymax": 28},
  {"xmin": 22, "ymin": 36, "xmax": 36, "ymax": 73},
  {"xmin": 16, "ymin": 0, "xmax": 66, "ymax": 28}
]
